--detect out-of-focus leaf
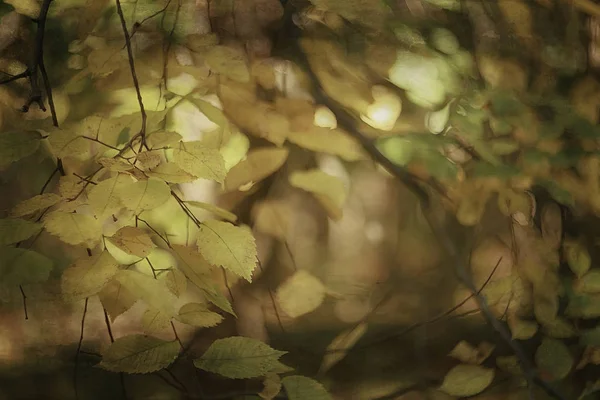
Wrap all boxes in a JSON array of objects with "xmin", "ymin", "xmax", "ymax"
[
  {"xmin": 0, "ymin": 246, "xmax": 53, "ymax": 286},
  {"xmin": 282, "ymin": 375, "xmax": 332, "ymax": 400},
  {"xmin": 10, "ymin": 194, "xmax": 62, "ymax": 217},
  {"xmin": 289, "ymin": 169, "xmax": 347, "ymax": 220},
  {"xmin": 61, "ymin": 251, "xmax": 119, "ymax": 301},
  {"xmin": 319, "ymin": 322, "xmax": 367, "ymax": 374},
  {"xmin": 535, "ymin": 338, "xmax": 573, "ymax": 381},
  {"xmin": 0, "ymin": 218, "xmax": 42, "ymax": 245},
  {"xmin": 0, "ymin": 131, "xmax": 42, "ymax": 169},
  {"xmin": 224, "ymin": 148, "xmax": 288, "ymax": 192},
  {"xmin": 439, "ymin": 364, "xmax": 494, "ymax": 397},
  {"xmin": 276, "ymin": 270, "xmax": 326, "ymax": 318},
  {"xmin": 99, "ymin": 334, "xmax": 179, "ymax": 374}
]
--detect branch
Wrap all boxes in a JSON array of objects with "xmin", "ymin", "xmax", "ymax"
[{"xmin": 73, "ymin": 298, "xmax": 89, "ymax": 400}]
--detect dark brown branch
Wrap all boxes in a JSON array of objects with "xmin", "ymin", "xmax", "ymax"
[{"xmin": 19, "ymin": 285, "xmax": 28, "ymax": 320}]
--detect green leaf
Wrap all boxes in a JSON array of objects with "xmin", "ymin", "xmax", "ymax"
[
  {"xmin": 439, "ymin": 364, "xmax": 494, "ymax": 397},
  {"xmin": 99, "ymin": 334, "xmax": 180, "ymax": 374},
  {"xmin": 43, "ymin": 211, "xmax": 101, "ymax": 246},
  {"xmin": 508, "ymin": 316, "xmax": 538, "ymax": 340},
  {"xmin": 193, "ymin": 336, "xmax": 287, "ymax": 379},
  {"xmin": 575, "ymin": 270, "xmax": 600, "ymax": 293},
  {"xmin": 142, "ymin": 309, "xmax": 172, "ymax": 334},
  {"xmin": 174, "ymin": 141, "xmax": 226, "ymax": 183},
  {"xmin": 10, "ymin": 193, "xmax": 62, "ymax": 217},
  {"xmin": 116, "ymin": 178, "xmax": 171, "ymax": 213},
  {"xmin": 147, "ymin": 162, "xmax": 197, "ymax": 183},
  {"xmin": 197, "ymin": 221, "xmax": 257, "ymax": 282},
  {"xmin": 115, "ymin": 270, "xmax": 178, "ymax": 317},
  {"xmin": 0, "ymin": 246, "xmax": 53, "ymax": 285},
  {"xmin": 0, "ymin": 131, "xmax": 42, "ymax": 169},
  {"xmin": 47, "ymin": 129, "xmax": 90, "ymax": 160},
  {"xmin": 98, "ymin": 279, "xmax": 138, "ymax": 322},
  {"xmin": 107, "ymin": 226, "xmax": 156, "ymax": 258},
  {"xmin": 282, "ymin": 376, "xmax": 332, "ymax": 400},
  {"xmin": 203, "ymin": 286, "xmax": 236, "ymax": 317},
  {"xmin": 88, "ymin": 174, "xmax": 132, "ymax": 220},
  {"xmin": 176, "ymin": 302, "xmax": 224, "ymax": 328},
  {"xmin": 276, "ymin": 270, "xmax": 326, "ymax": 318},
  {"xmin": 0, "ymin": 218, "xmax": 42, "ymax": 245},
  {"xmin": 186, "ymin": 201, "xmax": 238, "ymax": 223},
  {"xmin": 535, "ymin": 338, "xmax": 573, "ymax": 381},
  {"xmin": 61, "ymin": 251, "xmax": 120, "ymax": 301}
]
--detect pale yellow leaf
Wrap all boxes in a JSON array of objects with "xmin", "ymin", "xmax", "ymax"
[
  {"xmin": 289, "ymin": 169, "xmax": 347, "ymax": 220},
  {"xmin": 176, "ymin": 302, "xmax": 224, "ymax": 327},
  {"xmin": 224, "ymin": 147, "xmax": 289, "ymax": 192},
  {"xmin": 58, "ymin": 175, "xmax": 84, "ymax": 199},
  {"xmin": 196, "ymin": 221, "xmax": 257, "ymax": 282},
  {"xmin": 174, "ymin": 141, "xmax": 226, "ymax": 183},
  {"xmin": 147, "ymin": 162, "xmax": 197, "ymax": 183},
  {"xmin": 108, "ymin": 226, "xmax": 156, "ymax": 258},
  {"xmin": 88, "ymin": 174, "xmax": 132, "ymax": 220},
  {"xmin": 61, "ymin": 251, "xmax": 120, "ymax": 300},
  {"xmin": 142, "ymin": 308, "xmax": 172, "ymax": 334},
  {"xmin": 97, "ymin": 157, "xmax": 134, "ymax": 172},
  {"xmin": 147, "ymin": 131, "xmax": 182, "ymax": 149},
  {"xmin": 287, "ymin": 127, "xmax": 366, "ymax": 162},
  {"xmin": 276, "ymin": 270, "xmax": 326, "ymax": 318},
  {"xmin": 115, "ymin": 270, "xmax": 178, "ymax": 317},
  {"xmin": 448, "ymin": 340, "xmax": 494, "ymax": 364},
  {"xmin": 116, "ymin": 178, "xmax": 171, "ymax": 213},
  {"xmin": 162, "ymin": 268, "xmax": 187, "ymax": 297},
  {"xmin": 99, "ymin": 334, "xmax": 180, "ymax": 374},
  {"xmin": 251, "ymin": 200, "xmax": 291, "ymax": 240},
  {"xmin": 319, "ymin": 322, "xmax": 367, "ymax": 374},
  {"xmin": 10, "ymin": 194, "xmax": 62, "ymax": 217},
  {"xmin": 186, "ymin": 201, "xmax": 237, "ymax": 223},
  {"xmin": 99, "ymin": 279, "xmax": 138, "ymax": 322},
  {"xmin": 43, "ymin": 211, "xmax": 101, "ymax": 246}
]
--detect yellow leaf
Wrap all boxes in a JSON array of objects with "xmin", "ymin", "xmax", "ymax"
[
  {"xmin": 439, "ymin": 364, "xmax": 494, "ymax": 397},
  {"xmin": 276, "ymin": 270, "xmax": 326, "ymax": 318},
  {"xmin": 186, "ymin": 201, "xmax": 237, "ymax": 223},
  {"xmin": 61, "ymin": 250, "xmax": 119, "ymax": 301},
  {"xmin": 97, "ymin": 157, "xmax": 134, "ymax": 172},
  {"xmin": 196, "ymin": 221, "xmax": 257, "ymax": 282},
  {"xmin": 176, "ymin": 302, "xmax": 224, "ymax": 327},
  {"xmin": 319, "ymin": 322, "xmax": 367, "ymax": 374},
  {"xmin": 99, "ymin": 279, "xmax": 138, "ymax": 322},
  {"xmin": 205, "ymin": 45, "xmax": 250, "ymax": 83},
  {"xmin": 88, "ymin": 174, "xmax": 132, "ymax": 220},
  {"xmin": 147, "ymin": 131, "xmax": 183, "ymax": 149},
  {"xmin": 162, "ymin": 268, "xmax": 187, "ymax": 297},
  {"xmin": 3, "ymin": 0, "xmax": 39, "ymax": 18},
  {"xmin": 58, "ymin": 175, "xmax": 84, "ymax": 199},
  {"xmin": 251, "ymin": 200, "xmax": 291, "ymax": 240},
  {"xmin": 47, "ymin": 129, "xmax": 90, "ymax": 160},
  {"xmin": 565, "ymin": 239, "xmax": 592, "ymax": 278},
  {"xmin": 508, "ymin": 315, "xmax": 538, "ymax": 340},
  {"xmin": 174, "ymin": 141, "xmax": 226, "ymax": 183},
  {"xmin": 224, "ymin": 147, "xmax": 289, "ymax": 192},
  {"xmin": 259, "ymin": 373, "xmax": 282, "ymax": 400},
  {"xmin": 43, "ymin": 211, "xmax": 101, "ymax": 246},
  {"xmin": 448, "ymin": 340, "xmax": 495, "ymax": 364},
  {"xmin": 142, "ymin": 308, "xmax": 172, "ymax": 334},
  {"xmin": 147, "ymin": 162, "xmax": 197, "ymax": 183},
  {"xmin": 108, "ymin": 226, "xmax": 156, "ymax": 258},
  {"xmin": 136, "ymin": 151, "xmax": 162, "ymax": 170},
  {"xmin": 116, "ymin": 178, "xmax": 171, "ymax": 213},
  {"xmin": 289, "ymin": 169, "xmax": 347, "ymax": 220},
  {"xmin": 10, "ymin": 193, "xmax": 62, "ymax": 217},
  {"xmin": 287, "ymin": 127, "xmax": 365, "ymax": 162},
  {"xmin": 171, "ymin": 244, "xmax": 214, "ymax": 291},
  {"xmin": 115, "ymin": 270, "xmax": 178, "ymax": 317}
]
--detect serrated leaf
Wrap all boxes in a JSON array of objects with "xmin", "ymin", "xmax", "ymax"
[
  {"xmin": 508, "ymin": 315, "xmax": 538, "ymax": 340},
  {"xmin": 172, "ymin": 244, "xmax": 213, "ymax": 284},
  {"xmin": 176, "ymin": 302, "xmax": 223, "ymax": 327},
  {"xmin": 99, "ymin": 279, "xmax": 137, "ymax": 322},
  {"xmin": 439, "ymin": 364, "xmax": 494, "ymax": 397},
  {"xmin": 43, "ymin": 211, "xmax": 101, "ymax": 246},
  {"xmin": 0, "ymin": 131, "xmax": 42, "ymax": 169},
  {"xmin": 97, "ymin": 157, "xmax": 134, "ymax": 172},
  {"xmin": 115, "ymin": 270, "xmax": 178, "ymax": 317},
  {"xmin": 47, "ymin": 129, "xmax": 90, "ymax": 159},
  {"xmin": 535, "ymin": 338, "xmax": 573, "ymax": 381},
  {"xmin": 10, "ymin": 193, "xmax": 62, "ymax": 217},
  {"xmin": 566, "ymin": 240, "xmax": 592, "ymax": 279},
  {"xmin": 162, "ymin": 268, "xmax": 187, "ymax": 297},
  {"xmin": 147, "ymin": 162, "xmax": 197, "ymax": 183},
  {"xmin": 276, "ymin": 270, "xmax": 326, "ymax": 318},
  {"xmin": 116, "ymin": 178, "xmax": 171, "ymax": 213},
  {"xmin": 197, "ymin": 221, "xmax": 257, "ymax": 282},
  {"xmin": 88, "ymin": 174, "xmax": 132, "ymax": 219},
  {"xmin": 186, "ymin": 201, "xmax": 237, "ymax": 223},
  {"xmin": 282, "ymin": 376, "xmax": 332, "ymax": 400},
  {"xmin": 58, "ymin": 175, "xmax": 85, "ymax": 199},
  {"xmin": 61, "ymin": 251, "xmax": 119, "ymax": 301},
  {"xmin": 99, "ymin": 334, "xmax": 180, "ymax": 374},
  {"xmin": 108, "ymin": 226, "xmax": 156, "ymax": 258},
  {"xmin": 259, "ymin": 373, "xmax": 282, "ymax": 400},
  {"xmin": 205, "ymin": 45, "xmax": 250, "ymax": 82},
  {"xmin": 319, "ymin": 322, "xmax": 367, "ymax": 374},
  {"xmin": 136, "ymin": 151, "xmax": 162, "ymax": 170},
  {"xmin": 203, "ymin": 286, "xmax": 236, "ymax": 317},
  {"xmin": 0, "ymin": 218, "xmax": 42, "ymax": 245},
  {"xmin": 193, "ymin": 336, "xmax": 287, "ymax": 379},
  {"xmin": 142, "ymin": 308, "xmax": 172, "ymax": 334},
  {"xmin": 0, "ymin": 246, "xmax": 53, "ymax": 286},
  {"xmin": 289, "ymin": 169, "xmax": 347, "ymax": 220},
  {"xmin": 147, "ymin": 131, "xmax": 182, "ymax": 149},
  {"xmin": 174, "ymin": 141, "xmax": 226, "ymax": 182},
  {"xmin": 287, "ymin": 128, "xmax": 366, "ymax": 162},
  {"xmin": 224, "ymin": 148, "xmax": 289, "ymax": 192}
]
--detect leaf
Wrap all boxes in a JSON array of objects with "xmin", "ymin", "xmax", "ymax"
[
  {"xmin": 203, "ymin": 286, "xmax": 236, "ymax": 317},
  {"xmin": 276, "ymin": 270, "xmax": 326, "ymax": 318},
  {"xmin": 43, "ymin": 211, "xmax": 101, "ymax": 246},
  {"xmin": 439, "ymin": 364, "xmax": 494, "ymax": 397},
  {"xmin": 286, "ymin": 128, "xmax": 365, "ymax": 162},
  {"xmin": 115, "ymin": 270, "xmax": 178, "ymax": 317},
  {"xmin": 0, "ymin": 131, "xmax": 42, "ymax": 169},
  {"xmin": 99, "ymin": 334, "xmax": 180, "ymax": 374},
  {"xmin": 162, "ymin": 268, "xmax": 187, "ymax": 297},
  {"xmin": 197, "ymin": 221, "xmax": 257, "ymax": 282},
  {"xmin": 58, "ymin": 175, "xmax": 85, "ymax": 199},
  {"xmin": 147, "ymin": 162, "xmax": 197, "ymax": 183},
  {"xmin": 205, "ymin": 45, "xmax": 250, "ymax": 83},
  {"xmin": 448, "ymin": 341, "xmax": 495, "ymax": 364},
  {"xmin": 535, "ymin": 338, "xmax": 573, "ymax": 381},
  {"xmin": 61, "ymin": 251, "xmax": 120, "ymax": 301},
  {"xmin": 147, "ymin": 131, "xmax": 182, "ymax": 149},
  {"xmin": 0, "ymin": 218, "xmax": 42, "ymax": 245},
  {"xmin": 575, "ymin": 270, "xmax": 600, "ymax": 293},
  {"xmin": 47, "ymin": 129, "xmax": 90, "ymax": 160},
  {"xmin": 508, "ymin": 315, "xmax": 538, "ymax": 340},
  {"xmin": 174, "ymin": 141, "xmax": 226, "ymax": 183},
  {"xmin": 281, "ymin": 376, "xmax": 332, "ymax": 400},
  {"xmin": 543, "ymin": 317, "xmax": 577, "ymax": 339},
  {"xmin": 108, "ymin": 226, "xmax": 156, "ymax": 258},
  {"xmin": 10, "ymin": 193, "xmax": 62, "ymax": 217},
  {"xmin": 289, "ymin": 169, "xmax": 347, "ymax": 220},
  {"xmin": 142, "ymin": 309, "xmax": 172, "ymax": 334},
  {"xmin": 172, "ymin": 244, "xmax": 213, "ymax": 286},
  {"xmin": 97, "ymin": 157, "xmax": 134, "ymax": 172},
  {"xmin": 319, "ymin": 322, "xmax": 367, "ymax": 374},
  {"xmin": 176, "ymin": 302, "xmax": 224, "ymax": 328},
  {"xmin": 0, "ymin": 246, "xmax": 53, "ymax": 286},
  {"xmin": 566, "ymin": 240, "xmax": 592, "ymax": 279},
  {"xmin": 193, "ymin": 336, "xmax": 287, "ymax": 379},
  {"xmin": 88, "ymin": 174, "xmax": 132, "ymax": 220},
  {"xmin": 259, "ymin": 374, "xmax": 282, "ymax": 400},
  {"xmin": 116, "ymin": 178, "xmax": 171, "ymax": 213},
  {"xmin": 224, "ymin": 148, "xmax": 289, "ymax": 192},
  {"xmin": 186, "ymin": 201, "xmax": 238, "ymax": 223},
  {"xmin": 135, "ymin": 152, "xmax": 162, "ymax": 170},
  {"xmin": 99, "ymin": 279, "xmax": 137, "ymax": 322},
  {"xmin": 581, "ymin": 326, "xmax": 600, "ymax": 347}
]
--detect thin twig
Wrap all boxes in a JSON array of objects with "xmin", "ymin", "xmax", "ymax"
[
  {"xmin": 19, "ymin": 285, "xmax": 28, "ymax": 320},
  {"xmin": 73, "ymin": 298, "xmax": 89, "ymax": 400}
]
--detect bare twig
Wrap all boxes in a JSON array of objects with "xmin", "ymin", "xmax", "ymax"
[
  {"xmin": 73, "ymin": 298, "xmax": 89, "ymax": 400},
  {"xmin": 19, "ymin": 285, "xmax": 28, "ymax": 320}
]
